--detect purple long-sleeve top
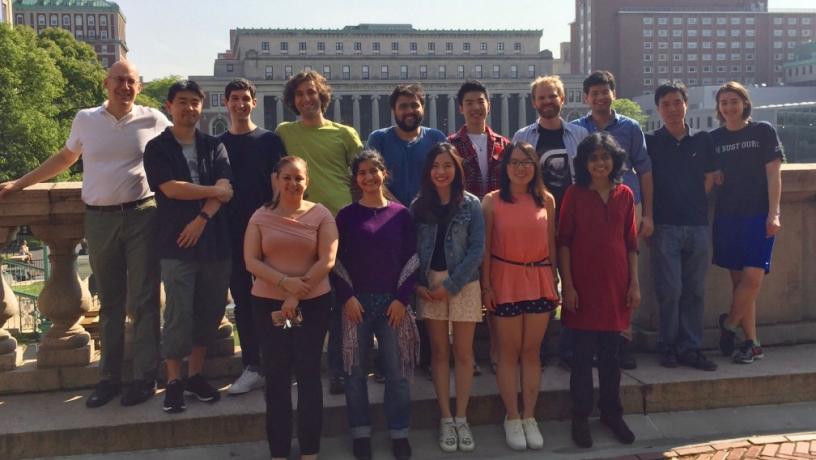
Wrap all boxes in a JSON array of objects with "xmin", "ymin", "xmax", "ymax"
[{"xmin": 333, "ymin": 201, "xmax": 419, "ymax": 306}]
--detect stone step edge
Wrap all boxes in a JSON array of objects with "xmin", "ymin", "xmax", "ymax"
[{"xmin": 3, "ymin": 371, "xmax": 816, "ymax": 459}]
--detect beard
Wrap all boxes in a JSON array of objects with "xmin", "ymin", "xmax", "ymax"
[
  {"xmin": 536, "ymin": 103, "xmax": 562, "ymax": 120},
  {"xmin": 395, "ymin": 113, "xmax": 423, "ymax": 132}
]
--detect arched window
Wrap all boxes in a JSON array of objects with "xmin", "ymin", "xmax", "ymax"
[{"xmin": 211, "ymin": 118, "xmax": 228, "ymax": 136}]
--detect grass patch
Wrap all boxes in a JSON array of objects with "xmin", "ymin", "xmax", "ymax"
[{"xmin": 13, "ymin": 282, "xmax": 44, "ymax": 297}]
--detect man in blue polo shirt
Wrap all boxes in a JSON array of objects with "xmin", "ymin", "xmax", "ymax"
[
  {"xmin": 571, "ymin": 70, "xmax": 654, "ymax": 370},
  {"xmin": 367, "ymin": 83, "xmax": 447, "ymax": 206},
  {"xmin": 646, "ymin": 83, "xmax": 718, "ymax": 372}
]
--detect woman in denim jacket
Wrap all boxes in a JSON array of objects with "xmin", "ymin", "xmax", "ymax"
[{"xmin": 411, "ymin": 142, "xmax": 485, "ymax": 453}]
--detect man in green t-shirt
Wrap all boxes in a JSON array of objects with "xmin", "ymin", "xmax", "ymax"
[
  {"xmin": 275, "ymin": 71, "xmax": 363, "ymax": 215},
  {"xmin": 275, "ymin": 71, "xmax": 363, "ymax": 396}
]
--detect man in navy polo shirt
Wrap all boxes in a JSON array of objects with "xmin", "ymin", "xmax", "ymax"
[
  {"xmin": 646, "ymin": 83, "xmax": 718, "ymax": 371},
  {"xmin": 571, "ymin": 70, "xmax": 654, "ymax": 369}
]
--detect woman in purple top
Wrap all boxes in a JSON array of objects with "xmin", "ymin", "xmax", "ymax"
[{"xmin": 333, "ymin": 150, "xmax": 419, "ymax": 460}]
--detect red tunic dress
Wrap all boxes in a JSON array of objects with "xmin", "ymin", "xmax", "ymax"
[{"xmin": 557, "ymin": 184, "xmax": 638, "ymax": 332}]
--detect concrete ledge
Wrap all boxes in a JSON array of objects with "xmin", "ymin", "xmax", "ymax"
[{"xmin": 3, "ymin": 343, "xmax": 816, "ymax": 459}]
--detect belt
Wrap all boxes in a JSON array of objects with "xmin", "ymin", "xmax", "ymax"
[
  {"xmin": 491, "ymin": 254, "xmax": 551, "ymax": 268},
  {"xmin": 85, "ymin": 196, "xmax": 154, "ymax": 212}
]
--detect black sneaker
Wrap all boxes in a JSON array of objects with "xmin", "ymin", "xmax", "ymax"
[
  {"xmin": 352, "ymin": 437, "xmax": 372, "ymax": 460},
  {"xmin": 678, "ymin": 350, "xmax": 718, "ymax": 371},
  {"xmin": 392, "ymin": 438, "xmax": 412, "ymax": 460},
  {"xmin": 571, "ymin": 417, "xmax": 593, "ymax": 448},
  {"xmin": 718, "ymin": 313, "xmax": 737, "ymax": 356},
  {"xmin": 600, "ymin": 415, "xmax": 635, "ymax": 444},
  {"xmin": 163, "ymin": 379, "xmax": 186, "ymax": 413},
  {"xmin": 619, "ymin": 338, "xmax": 637, "ymax": 370},
  {"xmin": 733, "ymin": 340, "xmax": 764, "ymax": 364},
  {"xmin": 660, "ymin": 350, "xmax": 678, "ymax": 368},
  {"xmin": 121, "ymin": 379, "xmax": 156, "ymax": 406},
  {"xmin": 86, "ymin": 379, "xmax": 121, "ymax": 408},
  {"xmin": 184, "ymin": 373, "xmax": 220, "ymax": 402},
  {"xmin": 329, "ymin": 375, "xmax": 345, "ymax": 395}
]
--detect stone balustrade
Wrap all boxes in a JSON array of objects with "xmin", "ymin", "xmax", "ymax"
[{"xmin": 0, "ymin": 164, "xmax": 814, "ymax": 376}]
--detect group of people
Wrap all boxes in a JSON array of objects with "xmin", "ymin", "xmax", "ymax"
[{"xmin": 0, "ymin": 59, "xmax": 784, "ymax": 460}]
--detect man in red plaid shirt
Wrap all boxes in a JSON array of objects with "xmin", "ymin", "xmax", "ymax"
[{"xmin": 447, "ymin": 81, "xmax": 511, "ymax": 199}]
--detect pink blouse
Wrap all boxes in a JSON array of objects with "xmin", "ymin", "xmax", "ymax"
[{"xmin": 248, "ymin": 203, "xmax": 334, "ymax": 300}]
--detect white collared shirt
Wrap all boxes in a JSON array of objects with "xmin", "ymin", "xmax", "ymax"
[{"xmin": 66, "ymin": 103, "xmax": 172, "ymax": 206}]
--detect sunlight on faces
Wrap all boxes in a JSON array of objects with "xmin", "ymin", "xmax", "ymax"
[
  {"xmin": 294, "ymin": 79, "xmax": 322, "ymax": 120},
  {"xmin": 657, "ymin": 92, "xmax": 687, "ymax": 126},
  {"xmin": 507, "ymin": 147, "xmax": 536, "ymax": 186},
  {"xmin": 166, "ymin": 91, "xmax": 203, "ymax": 128},
  {"xmin": 586, "ymin": 84, "xmax": 615, "ymax": 113},
  {"xmin": 587, "ymin": 147, "xmax": 613, "ymax": 181},
  {"xmin": 355, "ymin": 160, "xmax": 386, "ymax": 195},
  {"xmin": 394, "ymin": 95, "xmax": 424, "ymax": 132},
  {"xmin": 532, "ymin": 83, "xmax": 563, "ymax": 120},
  {"xmin": 460, "ymin": 91, "xmax": 489, "ymax": 125},
  {"xmin": 430, "ymin": 152, "xmax": 456, "ymax": 190},
  {"xmin": 717, "ymin": 91, "xmax": 748, "ymax": 125},
  {"xmin": 225, "ymin": 89, "xmax": 256, "ymax": 121},
  {"xmin": 275, "ymin": 161, "xmax": 309, "ymax": 200},
  {"xmin": 104, "ymin": 61, "xmax": 141, "ymax": 108}
]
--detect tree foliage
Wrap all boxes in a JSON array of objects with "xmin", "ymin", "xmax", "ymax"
[
  {"xmin": 0, "ymin": 25, "xmax": 106, "ymax": 182},
  {"xmin": 612, "ymin": 98, "xmax": 648, "ymax": 126},
  {"xmin": 136, "ymin": 75, "xmax": 182, "ymax": 111}
]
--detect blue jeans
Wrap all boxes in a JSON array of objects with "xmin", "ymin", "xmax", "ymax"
[
  {"xmin": 344, "ymin": 293, "xmax": 410, "ymax": 439},
  {"xmin": 652, "ymin": 225, "xmax": 709, "ymax": 354}
]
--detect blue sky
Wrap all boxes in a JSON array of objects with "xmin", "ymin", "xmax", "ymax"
[{"xmin": 116, "ymin": 0, "xmax": 816, "ymax": 81}]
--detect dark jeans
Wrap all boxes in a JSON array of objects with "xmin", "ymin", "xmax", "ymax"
[
  {"xmin": 570, "ymin": 330, "xmax": 623, "ymax": 419},
  {"xmin": 230, "ymin": 244, "xmax": 260, "ymax": 369},
  {"xmin": 327, "ymin": 300, "xmax": 344, "ymax": 378},
  {"xmin": 253, "ymin": 293, "xmax": 332, "ymax": 458},
  {"xmin": 652, "ymin": 225, "xmax": 709, "ymax": 354}
]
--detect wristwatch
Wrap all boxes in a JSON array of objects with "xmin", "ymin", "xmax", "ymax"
[{"xmin": 198, "ymin": 211, "xmax": 211, "ymax": 221}]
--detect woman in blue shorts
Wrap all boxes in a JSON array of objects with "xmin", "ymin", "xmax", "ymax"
[{"xmin": 710, "ymin": 81, "xmax": 784, "ymax": 364}]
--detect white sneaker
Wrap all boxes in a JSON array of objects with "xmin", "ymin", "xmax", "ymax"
[
  {"xmin": 438, "ymin": 420, "xmax": 458, "ymax": 452},
  {"xmin": 522, "ymin": 417, "xmax": 544, "ymax": 450},
  {"xmin": 455, "ymin": 420, "xmax": 475, "ymax": 452},
  {"xmin": 504, "ymin": 417, "xmax": 526, "ymax": 450},
  {"xmin": 227, "ymin": 368, "xmax": 264, "ymax": 395}
]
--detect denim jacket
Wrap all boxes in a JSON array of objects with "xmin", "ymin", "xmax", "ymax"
[{"xmin": 411, "ymin": 192, "xmax": 485, "ymax": 295}]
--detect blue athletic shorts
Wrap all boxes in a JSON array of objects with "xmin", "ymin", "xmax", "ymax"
[{"xmin": 712, "ymin": 213, "xmax": 775, "ymax": 274}]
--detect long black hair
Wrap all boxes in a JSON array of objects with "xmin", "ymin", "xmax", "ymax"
[
  {"xmin": 412, "ymin": 142, "xmax": 465, "ymax": 223},
  {"xmin": 498, "ymin": 141, "xmax": 547, "ymax": 208},
  {"xmin": 264, "ymin": 156, "xmax": 308, "ymax": 210},
  {"xmin": 573, "ymin": 132, "xmax": 627, "ymax": 187}
]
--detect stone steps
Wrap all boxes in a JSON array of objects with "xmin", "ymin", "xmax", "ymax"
[{"xmin": 3, "ymin": 343, "xmax": 816, "ymax": 459}]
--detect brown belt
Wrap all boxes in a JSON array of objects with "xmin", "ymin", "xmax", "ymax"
[
  {"xmin": 86, "ymin": 196, "xmax": 154, "ymax": 212},
  {"xmin": 491, "ymin": 254, "xmax": 551, "ymax": 268}
]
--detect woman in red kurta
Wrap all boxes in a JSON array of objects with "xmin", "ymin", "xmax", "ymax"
[{"xmin": 557, "ymin": 133, "xmax": 640, "ymax": 450}]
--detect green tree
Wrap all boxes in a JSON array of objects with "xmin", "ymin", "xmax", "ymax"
[
  {"xmin": 137, "ymin": 75, "xmax": 182, "ymax": 111},
  {"xmin": 612, "ymin": 98, "xmax": 648, "ymax": 126}
]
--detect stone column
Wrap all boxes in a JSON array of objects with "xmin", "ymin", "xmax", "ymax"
[
  {"xmin": 275, "ymin": 96, "xmax": 284, "ymax": 125},
  {"xmin": 518, "ymin": 93, "xmax": 528, "ymax": 128},
  {"xmin": 428, "ymin": 94, "xmax": 438, "ymax": 129},
  {"xmin": 501, "ymin": 93, "xmax": 510, "ymax": 136},
  {"xmin": 333, "ymin": 96, "xmax": 342, "ymax": 122},
  {"xmin": 371, "ymin": 95, "xmax": 380, "ymax": 129},
  {"xmin": 448, "ymin": 95, "xmax": 457, "ymax": 132},
  {"xmin": 251, "ymin": 94, "xmax": 264, "ymax": 128},
  {"xmin": 352, "ymin": 95, "xmax": 361, "ymax": 133},
  {"xmin": 0, "ymin": 228, "xmax": 19, "ymax": 371},
  {"xmin": 30, "ymin": 224, "xmax": 93, "ymax": 368}
]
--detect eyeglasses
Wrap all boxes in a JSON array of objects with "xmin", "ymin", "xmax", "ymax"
[{"xmin": 508, "ymin": 160, "xmax": 536, "ymax": 168}]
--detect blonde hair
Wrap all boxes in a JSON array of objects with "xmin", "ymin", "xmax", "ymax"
[{"xmin": 530, "ymin": 75, "xmax": 565, "ymax": 100}]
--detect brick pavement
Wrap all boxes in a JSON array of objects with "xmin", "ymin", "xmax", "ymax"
[{"xmin": 600, "ymin": 432, "xmax": 816, "ymax": 460}]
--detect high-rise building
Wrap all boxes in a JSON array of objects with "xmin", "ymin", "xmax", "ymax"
[
  {"xmin": 12, "ymin": 0, "xmax": 127, "ymax": 68},
  {"xmin": 194, "ymin": 24, "xmax": 558, "ymax": 138},
  {"xmin": 570, "ymin": 0, "xmax": 816, "ymax": 97}
]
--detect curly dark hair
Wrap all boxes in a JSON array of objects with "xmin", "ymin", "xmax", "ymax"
[
  {"xmin": 498, "ymin": 142, "xmax": 547, "ymax": 208},
  {"xmin": 573, "ymin": 132, "xmax": 627, "ymax": 187},
  {"xmin": 412, "ymin": 142, "xmax": 465, "ymax": 223},
  {"xmin": 283, "ymin": 71, "xmax": 332, "ymax": 115}
]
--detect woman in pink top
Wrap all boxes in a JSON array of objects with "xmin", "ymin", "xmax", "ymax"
[
  {"xmin": 481, "ymin": 142, "xmax": 558, "ymax": 451},
  {"xmin": 244, "ymin": 156, "xmax": 338, "ymax": 460}
]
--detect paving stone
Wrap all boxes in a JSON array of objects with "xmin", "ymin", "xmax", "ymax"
[
  {"xmin": 760, "ymin": 443, "xmax": 779, "ymax": 457},
  {"xmin": 675, "ymin": 446, "xmax": 714, "ymax": 456},
  {"xmin": 725, "ymin": 448, "xmax": 746, "ymax": 459},
  {"xmin": 712, "ymin": 440, "xmax": 751, "ymax": 450},
  {"xmin": 778, "ymin": 442, "xmax": 796, "ymax": 455},
  {"xmin": 796, "ymin": 441, "xmax": 812, "ymax": 455},
  {"xmin": 749, "ymin": 435, "xmax": 789, "ymax": 445},
  {"xmin": 744, "ymin": 445, "xmax": 762, "ymax": 458},
  {"xmin": 786, "ymin": 433, "xmax": 816, "ymax": 442},
  {"xmin": 711, "ymin": 451, "xmax": 729, "ymax": 460}
]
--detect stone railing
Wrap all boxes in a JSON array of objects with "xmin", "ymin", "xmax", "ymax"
[{"xmin": 1, "ymin": 164, "xmax": 815, "ymax": 374}]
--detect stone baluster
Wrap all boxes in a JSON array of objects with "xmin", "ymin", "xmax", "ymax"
[
  {"xmin": 0, "ymin": 227, "xmax": 19, "ymax": 371},
  {"xmin": 30, "ymin": 224, "xmax": 93, "ymax": 368}
]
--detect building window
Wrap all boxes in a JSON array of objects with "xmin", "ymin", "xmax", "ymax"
[
  {"xmin": 644, "ymin": 54, "xmax": 653, "ymax": 61},
  {"xmin": 472, "ymin": 64, "xmax": 482, "ymax": 79},
  {"xmin": 87, "ymin": 14, "xmax": 94, "ymax": 26},
  {"xmin": 280, "ymin": 42, "xmax": 288, "ymax": 52},
  {"xmin": 480, "ymin": 42, "xmax": 488, "ymax": 54},
  {"xmin": 731, "ymin": 17, "xmax": 741, "ymax": 25},
  {"xmin": 659, "ymin": 53, "xmax": 668, "ymax": 61},
  {"xmin": 688, "ymin": 66, "xmax": 697, "ymax": 73},
  {"xmin": 731, "ymin": 29, "xmax": 741, "ymax": 37},
  {"xmin": 381, "ymin": 65, "xmax": 389, "ymax": 79},
  {"xmin": 643, "ymin": 17, "xmax": 653, "ymax": 25},
  {"xmin": 716, "ymin": 53, "xmax": 726, "ymax": 61},
  {"xmin": 392, "ymin": 42, "xmax": 399, "ymax": 52},
  {"xmin": 731, "ymin": 42, "xmax": 741, "ymax": 49},
  {"xmin": 100, "ymin": 30, "xmax": 108, "ymax": 40},
  {"xmin": 673, "ymin": 42, "xmax": 683, "ymax": 49},
  {"xmin": 75, "ymin": 14, "xmax": 82, "ymax": 26},
  {"xmin": 446, "ymin": 42, "xmax": 453, "ymax": 54},
  {"xmin": 745, "ymin": 53, "xmax": 755, "ymax": 60},
  {"xmin": 643, "ymin": 30, "xmax": 653, "ymax": 37},
  {"xmin": 774, "ymin": 17, "xmax": 783, "ymax": 25},
  {"xmin": 774, "ymin": 53, "xmax": 784, "ymax": 60},
  {"xmin": 745, "ymin": 65, "xmax": 755, "ymax": 72},
  {"xmin": 702, "ymin": 65, "xmax": 712, "ymax": 72},
  {"xmin": 788, "ymin": 29, "xmax": 798, "ymax": 37},
  {"xmin": 75, "ymin": 30, "xmax": 83, "ymax": 39},
  {"xmin": 688, "ymin": 42, "xmax": 698, "ymax": 49},
  {"xmin": 731, "ymin": 53, "xmax": 742, "ymax": 61},
  {"xmin": 746, "ymin": 29, "xmax": 756, "ymax": 37},
  {"xmin": 341, "ymin": 65, "xmax": 350, "ymax": 80},
  {"xmin": 788, "ymin": 41, "xmax": 797, "ymax": 48},
  {"xmin": 688, "ymin": 78, "xmax": 698, "ymax": 85},
  {"xmin": 746, "ymin": 17, "xmax": 755, "ymax": 25},
  {"xmin": 226, "ymin": 64, "xmax": 233, "ymax": 72},
  {"xmin": 673, "ymin": 17, "xmax": 683, "ymax": 25},
  {"xmin": 803, "ymin": 30, "xmax": 812, "ymax": 37},
  {"xmin": 527, "ymin": 64, "xmax": 536, "ymax": 78},
  {"xmin": 50, "ymin": 14, "xmax": 58, "ymax": 26},
  {"xmin": 353, "ymin": 42, "xmax": 361, "ymax": 52},
  {"xmin": 688, "ymin": 17, "xmax": 698, "ymax": 25},
  {"xmin": 492, "ymin": 64, "xmax": 500, "ymax": 78},
  {"xmin": 317, "ymin": 42, "xmax": 325, "ymax": 53},
  {"xmin": 716, "ymin": 42, "xmax": 726, "ymax": 49},
  {"xmin": 644, "ymin": 78, "xmax": 653, "ymax": 86},
  {"xmin": 373, "ymin": 42, "xmax": 380, "ymax": 53},
  {"xmin": 644, "ymin": 66, "xmax": 653, "ymax": 74},
  {"xmin": 428, "ymin": 42, "xmax": 435, "ymax": 53},
  {"xmin": 300, "ymin": 42, "xmax": 307, "ymax": 53},
  {"xmin": 658, "ymin": 29, "xmax": 668, "ymax": 37},
  {"xmin": 702, "ymin": 30, "xmax": 712, "ymax": 37},
  {"xmin": 746, "ymin": 41, "xmax": 755, "ymax": 49},
  {"xmin": 88, "ymin": 30, "xmax": 95, "ymax": 39},
  {"xmin": 673, "ymin": 65, "xmax": 683, "ymax": 73},
  {"xmin": 658, "ymin": 42, "xmax": 669, "ymax": 49},
  {"xmin": 673, "ymin": 54, "xmax": 682, "ymax": 61},
  {"xmin": 99, "ymin": 15, "xmax": 107, "ymax": 26},
  {"xmin": 702, "ymin": 53, "xmax": 712, "ymax": 61},
  {"xmin": 658, "ymin": 66, "xmax": 668, "ymax": 74},
  {"xmin": 731, "ymin": 65, "xmax": 741, "ymax": 72},
  {"xmin": 463, "ymin": 42, "xmax": 470, "ymax": 53},
  {"xmin": 362, "ymin": 65, "xmax": 369, "ymax": 80},
  {"xmin": 717, "ymin": 65, "xmax": 727, "ymax": 73},
  {"xmin": 285, "ymin": 65, "xmax": 293, "ymax": 79},
  {"xmin": 265, "ymin": 66, "xmax": 273, "ymax": 80},
  {"xmin": 420, "ymin": 65, "xmax": 428, "ymax": 79},
  {"xmin": 497, "ymin": 42, "xmax": 505, "ymax": 52},
  {"xmin": 16, "ymin": 14, "xmax": 24, "ymax": 25},
  {"xmin": 400, "ymin": 65, "xmax": 408, "ymax": 79},
  {"xmin": 62, "ymin": 14, "xmax": 70, "ymax": 26},
  {"xmin": 335, "ymin": 42, "xmax": 343, "ymax": 52},
  {"xmin": 716, "ymin": 30, "xmax": 726, "ymax": 37},
  {"xmin": 210, "ymin": 93, "xmax": 220, "ymax": 108},
  {"xmin": 457, "ymin": 65, "xmax": 465, "ymax": 79},
  {"xmin": 774, "ymin": 30, "xmax": 784, "ymax": 37},
  {"xmin": 702, "ymin": 17, "xmax": 712, "ymax": 25},
  {"xmin": 687, "ymin": 53, "xmax": 698, "ymax": 60},
  {"xmin": 410, "ymin": 42, "xmax": 417, "ymax": 54},
  {"xmin": 788, "ymin": 17, "xmax": 797, "ymax": 25},
  {"xmin": 716, "ymin": 17, "xmax": 726, "ymax": 25},
  {"xmin": 261, "ymin": 41, "xmax": 270, "ymax": 52},
  {"xmin": 510, "ymin": 64, "xmax": 518, "ymax": 78},
  {"xmin": 803, "ymin": 17, "xmax": 811, "ymax": 25},
  {"xmin": 438, "ymin": 65, "xmax": 446, "ymax": 79},
  {"xmin": 514, "ymin": 42, "xmax": 522, "ymax": 52},
  {"xmin": 100, "ymin": 57, "xmax": 109, "ymax": 67},
  {"xmin": 644, "ymin": 42, "xmax": 653, "ymax": 49},
  {"xmin": 658, "ymin": 17, "xmax": 668, "ymax": 25},
  {"xmin": 688, "ymin": 30, "xmax": 698, "ymax": 37}
]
